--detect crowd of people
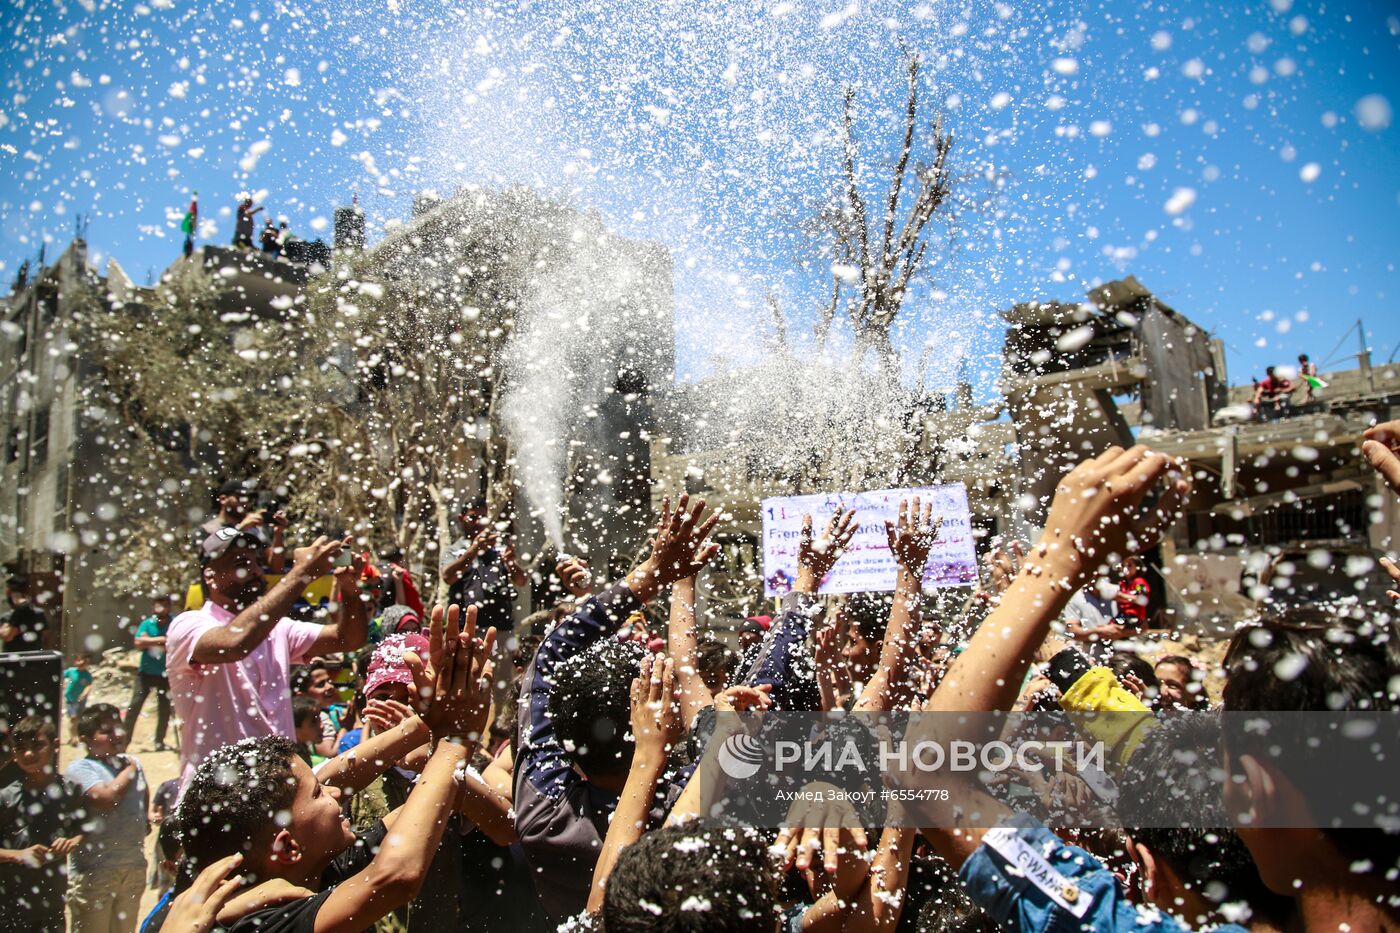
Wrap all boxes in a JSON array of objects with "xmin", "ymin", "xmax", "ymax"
[{"xmin": 2, "ymin": 420, "xmax": 1399, "ymax": 933}]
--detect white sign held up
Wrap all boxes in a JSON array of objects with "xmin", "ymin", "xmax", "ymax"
[{"xmin": 760, "ymin": 484, "xmax": 979, "ymax": 596}]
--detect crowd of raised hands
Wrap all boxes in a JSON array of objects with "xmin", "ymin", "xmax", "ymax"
[{"xmin": 157, "ymin": 423, "xmax": 1400, "ymax": 933}]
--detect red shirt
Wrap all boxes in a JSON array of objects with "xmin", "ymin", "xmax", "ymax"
[{"xmin": 1116, "ymin": 575, "xmax": 1150, "ymax": 623}]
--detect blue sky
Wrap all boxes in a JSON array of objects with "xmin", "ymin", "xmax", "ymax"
[{"xmin": 1, "ymin": 0, "xmax": 1397, "ymax": 396}]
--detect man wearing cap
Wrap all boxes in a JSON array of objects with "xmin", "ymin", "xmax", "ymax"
[
  {"xmin": 164, "ymin": 528, "xmax": 369, "ymax": 792},
  {"xmin": 193, "ymin": 478, "xmax": 288, "ymax": 574},
  {"xmin": 440, "ymin": 498, "xmax": 527, "ymax": 633},
  {"xmin": 737, "ymin": 615, "xmax": 770, "ymax": 655}
]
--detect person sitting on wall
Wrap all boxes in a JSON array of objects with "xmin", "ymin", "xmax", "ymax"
[{"xmin": 1249, "ymin": 366, "xmax": 1293, "ymax": 419}]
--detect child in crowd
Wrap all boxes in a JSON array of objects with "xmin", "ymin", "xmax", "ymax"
[
  {"xmin": 65, "ymin": 703, "xmax": 149, "ymax": 933},
  {"xmin": 290, "ymin": 660, "xmax": 345, "ymax": 757},
  {"xmin": 157, "ymin": 605, "xmax": 496, "ymax": 933},
  {"xmin": 63, "ymin": 653, "xmax": 93, "ymax": 746},
  {"xmin": 291, "ymin": 696, "xmax": 325, "ymax": 766},
  {"xmin": 0, "ymin": 716, "xmax": 85, "ymax": 932},
  {"xmin": 147, "ymin": 776, "xmax": 180, "ymax": 895}
]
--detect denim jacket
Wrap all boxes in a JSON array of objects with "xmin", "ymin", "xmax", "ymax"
[{"xmin": 960, "ymin": 814, "xmax": 1249, "ymax": 933}]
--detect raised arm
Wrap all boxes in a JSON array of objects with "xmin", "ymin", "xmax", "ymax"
[
  {"xmin": 587, "ymin": 653, "xmax": 681, "ymax": 912},
  {"xmin": 454, "ymin": 767, "xmax": 516, "ymax": 846},
  {"xmin": 930, "ymin": 446, "xmax": 1189, "ymax": 714},
  {"xmin": 517, "ymin": 493, "xmax": 720, "ymax": 793},
  {"xmin": 744, "ymin": 509, "xmax": 857, "ymax": 708},
  {"xmin": 1362, "ymin": 419, "xmax": 1400, "ymax": 496},
  {"xmin": 853, "ymin": 498, "xmax": 939, "ymax": 713},
  {"xmin": 667, "ymin": 576, "xmax": 713, "ymax": 725},
  {"xmin": 313, "ymin": 605, "xmax": 496, "ymax": 933},
  {"xmin": 834, "ymin": 827, "xmax": 919, "ymax": 933},
  {"xmin": 191, "ymin": 536, "xmax": 344, "ymax": 664},
  {"xmin": 309, "ymin": 550, "xmax": 371, "ymax": 655},
  {"xmin": 265, "ymin": 511, "xmax": 289, "ymax": 575},
  {"xmin": 315, "ymin": 699, "xmax": 430, "ymax": 796},
  {"xmin": 813, "ymin": 623, "xmax": 852, "ymax": 711}
]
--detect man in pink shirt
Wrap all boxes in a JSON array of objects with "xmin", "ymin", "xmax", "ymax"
[{"xmin": 166, "ymin": 527, "xmax": 369, "ymax": 792}]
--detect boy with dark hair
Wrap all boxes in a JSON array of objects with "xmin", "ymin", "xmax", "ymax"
[
  {"xmin": 0, "ymin": 576, "xmax": 49, "ymax": 651},
  {"xmin": 0, "ymin": 716, "xmax": 85, "ymax": 932},
  {"xmin": 291, "ymin": 660, "xmax": 343, "ymax": 757},
  {"xmin": 1106, "ymin": 650, "xmax": 1158, "ymax": 700},
  {"xmin": 601, "ymin": 821, "xmax": 780, "ymax": 932},
  {"xmin": 695, "ymin": 638, "xmax": 738, "ymax": 694},
  {"xmin": 164, "ymin": 604, "xmax": 496, "ymax": 932},
  {"xmin": 548, "ymin": 637, "xmax": 645, "ymax": 776},
  {"xmin": 66, "ymin": 702, "xmax": 149, "ymax": 933},
  {"xmin": 841, "ymin": 590, "xmax": 891, "ymax": 688},
  {"xmin": 1221, "ymin": 606, "xmax": 1400, "ymax": 927},
  {"xmin": 291, "ymin": 696, "xmax": 323, "ymax": 765},
  {"xmin": 1116, "ymin": 711, "xmax": 1292, "ymax": 929},
  {"xmin": 514, "ymin": 493, "xmax": 721, "ymax": 917}
]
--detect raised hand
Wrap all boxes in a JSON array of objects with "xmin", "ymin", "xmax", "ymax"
[
  {"xmin": 813, "ymin": 623, "xmax": 841, "ymax": 672},
  {"xmin": 333, "ymin": 547, "xmax": 368, "ymax": 597},
  {"xmin": 162, "ymin": 854, "xmax": 246, "ymax": 933},
  {"xmin": 1383, "ymin": 557, "xmax": 1400, "ymax": 606},
  {"xmin": 627, "ymin": 493, "xmax": 721, "ymax": 602},
  {"xmin": 1029, "ymin": 445, "xmax": 1192, "ymax": 590},
  {"xmin": 713, "ymin": 683, "xmax": 774, "ymax": 713},
  {"xmin": 403, "ymin": 605, "xmax": 449, "ymax": 714},
  {"xmin": 1363, "ymin": 420, "xmax": 1400, "ymax": 496},
  {"xmin": 629, "ymin": 653, "xmax": 682, "ymax": 764},
  {"xmin": 407, "ymin": 604, "xmax": 496, "ymax": 744},
  {"xmin": 362, "ymin": 698, "xmax": 415, "ymax": 735},
  {"xmin": 884, "ymin": 497, "xmax": 940, "ymax": 574},
  {"xmin": 292, "ymin": 535, "xmax": 349, "ymax": 578},
  {"xmin": 984, "ymin": 539, "xmax": 1026, "ymax": 596},
  {"xmin": 772, "ymin": 786, "xmax": 869, "ymax": 874},
  {"xmin": 556, "ymin": 557, "xmax": 594, "ymax": 598},
  {"xmin": 463, "ymin": 528, "xmax": 498, "ymax": 562},
  {"xmin": 796, "ymin": 509, "xmax": 859, "ymax": 593}
]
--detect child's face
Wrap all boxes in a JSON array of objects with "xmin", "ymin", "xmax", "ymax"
[
  {"xmin": 294, "ymin": 718, "xmax": 320, "ymax": 744},
  {"xmin": 14, "ymin": 735, "xmax": 55, "ymax": 777},
  {"xmin": 304, "ymin": 669, "xmax": 338, "ymax": 707},
  {"xmin": 74, "ymin": 656, "xmax": 88, "ymax": 670},
  {"xmin": 84, "ymin": 717, "xmax": 127, "ymax": 757},
  {"xmin": 279, "ymin": 756, "xmax": 354, "ymax": 870},
  {"xmin": 1154, "ymin": 662, "xmax": 1192, "ymax": 706},
  {"xmin": 368, "ymin": 682, "xmax": 410, "ymax": 706}
]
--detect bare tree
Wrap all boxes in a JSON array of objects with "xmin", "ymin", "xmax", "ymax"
[
  {"xmin": 807, "ymin": 54, "xmax": 954, "ymax": 367},
  {"xmin": 74, "ymin": 264, "xmax": 319, "ymax": 594}
]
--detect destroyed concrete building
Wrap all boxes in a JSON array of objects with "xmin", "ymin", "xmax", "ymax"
[
  {"xmin": 0, "ymin": 190, "xmax": 675, "ymax": 652},
  {"xmin": 653, "ymin": 275, "xmax": 1400, "ymax": 630},
  {"xmin": 0, "ymin": 237, "xmax": 316, "ymax": 652}
]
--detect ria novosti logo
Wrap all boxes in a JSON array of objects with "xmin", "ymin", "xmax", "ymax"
[
  {"xmin": 715, "ymin": 731, "xmax": 1109, "ymax": 779},
  {"xmin": 716, "ymin": 733, "xmax": 766, "ymax": 779}
]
